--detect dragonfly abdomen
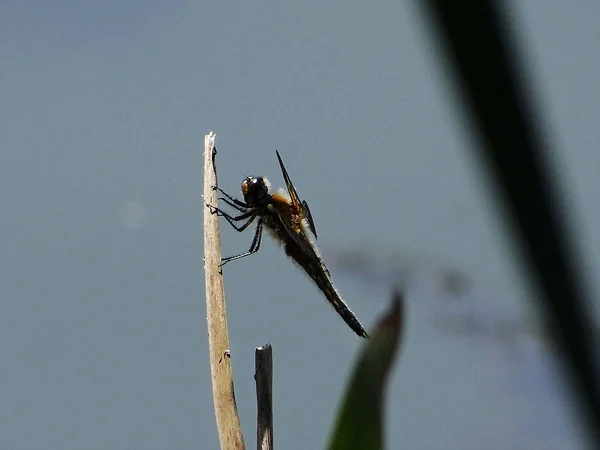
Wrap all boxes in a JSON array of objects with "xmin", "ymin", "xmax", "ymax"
[
  {"xmin": 310, "ymin": 271, "xmax": 369, "ymax": 339},
  {"xmin": 286, "ymin": 243, "xmax": 369, "ymax": 338}
]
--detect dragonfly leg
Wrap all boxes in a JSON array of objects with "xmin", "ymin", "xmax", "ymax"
[
  {"xmin": 207, "ymin": 205, "xmax": 257, "ymax": 232},
  {"xmin": 221, "ymin": 220, "xmax": 263, "ymax": 266},
  {"xmin": 212, "ymin": 186, "xmax": 249, "ymax": 208},
  {"xmin": 218, "ymin": 196, "xmax": 248, "ymax": 213}
]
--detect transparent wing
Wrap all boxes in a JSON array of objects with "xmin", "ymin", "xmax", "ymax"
[{"xmin": 275, "ymin": 150, "xmax": 318, "ymax": 238}]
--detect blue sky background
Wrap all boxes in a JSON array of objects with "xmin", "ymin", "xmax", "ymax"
[{"xmin": 1, "ymin": 1, "xmax": 599, "ymax": 449}]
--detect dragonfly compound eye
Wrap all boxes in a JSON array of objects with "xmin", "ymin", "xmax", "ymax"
[{"xmin": 242, "ymin": 176, "xmax": 270, "ymax": 206}]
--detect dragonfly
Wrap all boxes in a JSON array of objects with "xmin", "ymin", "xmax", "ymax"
[{"xmin": 207, "ymin": 150, "xmax": 369, "ymax": 338}]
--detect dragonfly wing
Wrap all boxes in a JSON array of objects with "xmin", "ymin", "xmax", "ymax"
[
  {"xmin": 276, "ymin": 150, "xmax": 317, "ymax": 239},
  {"xmin": 276, "ymin": 150, "xmax": 301, "ymax": 208},
  {"xmin": 301, "ymin": 200, "xmax": 317, "ymax": 239}
]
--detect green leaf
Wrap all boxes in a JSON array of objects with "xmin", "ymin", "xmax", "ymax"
[{"xmin": 327, "ymin": 292, "xmax": 404, "ymax": 450}]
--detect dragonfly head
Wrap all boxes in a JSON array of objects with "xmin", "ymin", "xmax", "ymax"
[{"xmin": 241, "ymin": 176, "xmax": 271, "ymax": 207}]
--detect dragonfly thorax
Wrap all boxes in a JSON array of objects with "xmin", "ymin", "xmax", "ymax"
[{"xmin": 241, "ymin": 176, "xmax": 271, "ymax": 207}]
